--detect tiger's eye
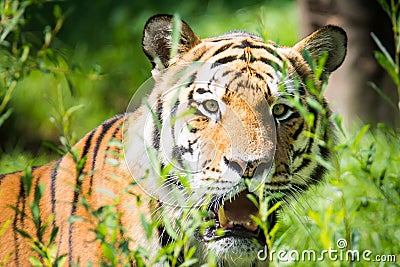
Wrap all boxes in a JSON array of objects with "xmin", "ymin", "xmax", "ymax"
[
  {"xmin": 203, "ymin": 99, "xmax": 219, "ymax": 113},
  {"xmin": 272, "ymin": 104, "xmax": 286, "ymax": 116}
]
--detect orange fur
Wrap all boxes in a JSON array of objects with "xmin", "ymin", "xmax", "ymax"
[{"xmin": 0, "ymin": 115, "xmax": 156, "ymax": 266}]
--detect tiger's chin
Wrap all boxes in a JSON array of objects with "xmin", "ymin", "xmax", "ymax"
[{"xmin": 193, "ymin": 231, "xmax": 266, "ymax": 266}]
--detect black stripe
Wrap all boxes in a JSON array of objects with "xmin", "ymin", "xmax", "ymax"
[
  {"xmin": 158, "ymin": 225, "xmax": 172, "ymax": 247},
  {"xmin": 32, "ymin": 175, "xmax": 42, "ymax": 240},
  {"xmin": 18, "ymin": 173, "xmax": 28, "ymax": 228},
  {"xmin": 291, "ymin": 121, "xmax": 304, "ymax": 141},
  {"xmin": 224, "ymin": 71, "xmax": 244, "ymax": 92},
  {"xmin": 109, "ymin": 117, "xmax": 124, "ymax": 146},
  {"xmin": 51, "ymin": 158, "xmax": 62, "ymax": 223},
  {"xmin": 188, "ymin": 72, "xmax": 197, "ymax": 87},
  {"xmin": 170, "ymin": 99, "xmax": 180, "ymax": 140},
  {"xmin": 287, "ymin": 56, "xmax": 310, "ymax": 81},
  {"xmin": 49, "ymin": 158, "xmax": 62, "ymax": 267},
  {"xmin": 68, "ymin": 129, "xmax": 95, "ymax": 263},
  {"xmin": 187, "ymin": 50, "xmax": 205, "ymax": 63},
  {"xmin": 264, "ymin": 46, "xmax": 283, "ymax": 61},
  {"xmin": 211, "ymin": 43, "xmax": 233, "ymax": 57},
  {"xmin": 13, "ymin": 177, "xmax": 25, "ymax": 267},
  {"xmin": 101, "ymin": 114, "xmax": 125, "ymax": 165},
  {"xmin": 239, "ymin": 53, "xmax": 255, "ymax": 63},
  {"xmin": 292, "ymin": 127, "xmax": 318, "ymax": 174},
  {"xmin": 308, "ymin": 101, "xmax": 320, "ymax": 132},
  {"xmin": 211, "ymin": 55, "xmax": 237, "ymax": 68},
  {"xmin": 88, "ymin": 116, "xmax": 121, "ymax": 195},
  {"xmin": 259, "ymin": 56, "xmax": 280, "ymax": 70},
  {"xmin": 231, "ymin": 40, "xmax": 252, "ymax": 49},
  {"xmin": 196, "ymin": 88, "xmax": 211, "ymax": 94},
  {"xmin": 88, "ymin": 124, "xmax": 104, "ymax": 195},
  {"xmin": 252, "ymin": 70, "xmax": 265, "ymax": 81},
  {"xmin": 292, "ymin": 157, "xmax": 311, "ymax": 174},
  {"xmin": 188, "ymin": 87, "xmax": 195, "ymax": 102},
  {"xmin": 309, "ymin": 163, "xmax": 327, "ymax": 185},
  {"xmin": 209, "ymin": 38, "xmax": 239, "ymax": 42},
  {"xmin": 152, "ymin": 97, "xmax": 163, "ymax": 151},
  {"xmin": 222, "ymin": 69, "xmax": 234, "ymax": 77},
  {"xmin": 239, "ymin": 66, "xmax": 266, "ymax": 81}
]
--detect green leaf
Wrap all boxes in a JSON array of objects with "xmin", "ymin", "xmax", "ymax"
[
  {"xmin": 22, "ymin": 167, "xmax": 33, "ymax": 197},
  {"xmin": 368, "ymin": 81, "xmax": 398, "ymax": 110},
  {"xmin": 0, "ymin": 219, "xmax": 11, "ymax": 237},
  {"xmin": 315, "ymin": 51, "xmax": 328, "ymax": 80},
  {"xmin": 65, "ymin": 104, "xmax": 84, "ymax": 117},
  {"xmin": 186, "ymin": 246, "xmax": 197, "ymax": 259},
  {"xmin": 373, "ymin": 51, "xmax": 400, "ymax": 87},
  {"xmin": 53, "ymin": 4, "xmax": 62, "ymax": 19},
  {"xmin": 376, "ymin": 0, "xmax": 392, "ymax": 17},
  {"xmin": 267, "ymin": 201, "xmax": 282, "ymax": 217},
  {"xmin": 105, "ymin": 157, "xmax": 120, "ymax": 167},
  {"xmin": 30, "ymin": 205, "xmax": 41, "ymax": 229},
  {"xmin": 353, "ymin": 125, "xmax": 370, "ymax": 149},
  {"xmin": 0, "ymin": 108, "xmax": 12, "ymax": 128},
  {"xmin": 42, "ymin": 140, "xmax": 66, "ymax": 155},
  {"xmin": 48, "ymin": 226, "xmax": 59, "ymax": 245},
  {"xmin": 301, "ymin": 49, "xmax": 314, "ymax": 70},
  {"xmin": 140, "ymin": 214, "xmax": 153, "ymax": 240},
  {"xmin": 162, "ymin": 212, "xmax": 178, "ymax": 240},
  {"xmin": 55, "ymin": 254, "xmax": 68, "ymax": 267},
  {"xmin": 15, "ymin": 228, "xmax": 32, "ymax": 239},
  {"xmin": 306, "ymin": 97, "xmax": 324, "ymax": 113},
  {"xmin": 95, "ymin": 187, "xmax": 117, "ymax": 199},
  {"xmin": 170, "ymin": 13, "xmax": 182, "ymax": 59},
  {"xmin": 29, "ymin": 256, "xmax": 43, "ymax": 267},
  {"xmin": 101, "ymin": 243, "xmax": 116, "ymax": 263},
  {"xmin": 180, "ymin": 258, "xmax": 199, "ymax": 266},
  {"xmin": 371, "ymin": 32, "xmax": 396, "ymax": 67},
  {"xmin": 107, "ymin": 139, "xmax": 123, "ymax": 149}
]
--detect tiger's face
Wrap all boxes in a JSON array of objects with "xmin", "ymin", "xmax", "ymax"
[
  {"xmin": 156, "ymin": 62, "xmax": 275, "ymax": 196},
  {"xmin": 126, "ymin": 15, "xmax": 346, "ymax": 265}
]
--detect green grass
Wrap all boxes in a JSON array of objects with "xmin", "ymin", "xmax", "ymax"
[{"xmin": 276, "ymin": 125, "xmax": 400, "ymax": 266}]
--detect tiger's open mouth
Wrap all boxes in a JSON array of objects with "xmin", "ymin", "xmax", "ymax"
[{"xmin": 199, "ymin": 189, "xmax": 266, "ymax": 245}]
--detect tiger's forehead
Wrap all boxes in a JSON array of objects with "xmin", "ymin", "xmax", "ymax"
[
  {"xmin": 201, "ymin": 33, "xmax": 284, "ymax": 69},
  {"xmin": 174, "ymin": 33, "xmax": 296, "ymax": 100}
]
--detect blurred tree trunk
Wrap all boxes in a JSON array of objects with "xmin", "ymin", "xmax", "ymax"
[{"xmin": 298, "ymin": 0, "xmax": 399, "ymax": 128}]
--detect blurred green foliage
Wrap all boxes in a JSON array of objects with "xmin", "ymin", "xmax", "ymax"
[{"xmin": 277, "ymin": 124, "xmax": 400, "ymax": 266}]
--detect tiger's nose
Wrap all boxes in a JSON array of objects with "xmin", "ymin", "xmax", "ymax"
[{"xmin": 224, "ymin": 157, "xmax": 271, "ymax": 179}]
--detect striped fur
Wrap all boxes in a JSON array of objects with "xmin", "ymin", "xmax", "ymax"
[{"xmin": 0, "ymin": 15, "xmax": 346, "ymax": 266}]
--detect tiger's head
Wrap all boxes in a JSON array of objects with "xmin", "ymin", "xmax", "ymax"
[{"xmin": 126, "ymin": 14, "xmax": 346, "ymax": 266}]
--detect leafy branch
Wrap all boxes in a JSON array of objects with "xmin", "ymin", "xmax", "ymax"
[{"xmin": 373, "ymin": 0, "xmax": 400, "ymax": 111}]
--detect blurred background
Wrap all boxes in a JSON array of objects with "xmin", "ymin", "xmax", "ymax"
[{"xmin": 0, "ymin": 0, "xmax": 398, "ymax": 170}]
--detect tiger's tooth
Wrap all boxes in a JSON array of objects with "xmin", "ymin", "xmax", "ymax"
[{"xmin": 218, "ymin": 206, "xmax": 227, "ymax": 226}]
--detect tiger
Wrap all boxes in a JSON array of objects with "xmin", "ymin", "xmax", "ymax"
[{"xmin": 0, "ymin": 14, "xmax": 346, "ymax": 266}]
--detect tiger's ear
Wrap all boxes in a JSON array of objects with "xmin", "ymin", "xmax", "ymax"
[
  {"xmin": 293, "ymin": 25, "xmax": 347, "ymax": 76},
  {"xmin": 142, "ymin": 14, "xmax": 201, "ymax": 75}
]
